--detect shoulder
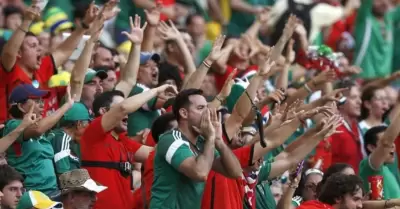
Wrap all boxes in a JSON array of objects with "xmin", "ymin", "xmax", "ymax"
[
  {"xmin": 3, "ymin": 119, "xmax": 22, "ymax": 134},
  {"xmin": 130, "ymin": 83, "xmax": 148, "ymax": 96},
  {"xmin": 157, "ymin": 130, "xmax": 189, "ymax": 151}
]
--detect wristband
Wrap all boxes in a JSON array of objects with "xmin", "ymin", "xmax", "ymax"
[
  {"xmin": 18, "ymin": 27, "xmax": 28, "ymax": 33},
  {"xmin": 203, "ymin": 60, "xmax": 211, "ymax": 68},
  {"xmin": 304, "ymin": 83, "xmax": 313, "ymax": 93}
]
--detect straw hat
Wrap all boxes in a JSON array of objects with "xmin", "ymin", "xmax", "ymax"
[{"xmin": 59, "ymin": 169, "xmax": 107, "ymax": 194}]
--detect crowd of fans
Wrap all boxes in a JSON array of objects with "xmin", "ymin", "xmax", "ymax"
[{"xmin": 0, "ymin": 0, "xmax": 400, "ymax": 209}]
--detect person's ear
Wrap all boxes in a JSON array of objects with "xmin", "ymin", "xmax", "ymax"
[
  {"xmin": 364, "ymin": 100, "xmax": 372, "ymax": 110},
  {"xmin": 178, "ymin": 108, "xmax": 188, "ymax": 119},
  {"xmin": 17, "ymin": 103, "xmax": 27, "ymax": 113},
  {"xmin": 367, "ymin": 144, "xmax": 376, "ymax": 153},
  {"xmin": 99, "ymin": 107, "xmax": 108, "ymax": 115}
]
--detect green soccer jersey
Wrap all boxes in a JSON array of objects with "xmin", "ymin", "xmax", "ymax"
[
  {"xmin": 127, "ymin": 84, "xmax": 160, "ymax": 136},
  {"xmin": 149, "ymin": 129, "xmax": 215, "ymax": 209},
  {"xmin": 255, "ymin": 161, "xmax": 275, "ymax": 209},
  {"xmin": 353, "ymin": 0, "xmax": 400, "ymax": 79},
  {"xmin": 49, "ymin": 129, "xmax": 81, "ymax": 174},
  {"xmin": 359, "ymin": 157, "xmax": 400, "ymax": 199},
  {"xmin": 115, "ymin": 0, "xmax": 146, "ymax": 30},
  {"xmin": 2, "ymin": 119, "xmax": 58, "ymax": 195}
]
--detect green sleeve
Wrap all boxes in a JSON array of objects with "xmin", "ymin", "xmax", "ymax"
[
  {"xmin": 359, "ymin": 157, "xmax": 384, "ymax": 192},
  {"xmin": 130, "ymin": 85, "xmax": 158, "ymax": 111},
  {"xmin": 50, "ymin": 131, "xmax": 72, "ymax": 174},
  {"xmin": 258, "ymin": 160, "xmax": 273, "ymax": 182},
  {"xmin": 3, "ymin": 119, "xmax": 24, "ymax": 143},
  {"xmin": 389, "ymin": 6, "xmax": 400, "ymax": 21},
  {"xmin": 157, "ymin": 130, "xmax": 195, "ymax": 170},
  {"xmin": 356, "ymin": 0, "xmax": 373, "ymax": 22}
]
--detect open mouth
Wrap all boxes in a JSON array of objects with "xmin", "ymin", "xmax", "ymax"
[
  {"xmin": 390, "ymin": 151, "xmax": 395, "ymax": 156},
  {"xmin": 151, "ymin": 72, "xmax": 158, "ymax": 80},
  {"xmin": 36, "ymin": 55, "xmax": 42, "ymax": 64},
  {"xmin": 122, "ymin": 117, "xmax": 128, "ymax": 125}
]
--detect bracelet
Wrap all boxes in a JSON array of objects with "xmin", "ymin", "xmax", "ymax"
[
  {"xmin": 304, "ymin": 83, "xmax": 313, "ymax": 93},
  {"xmin": 288, "ymin": 183, "xmax": 298, "ymax": 189},
  {"xmin": 18, "ymin": 27, "xmax": 27, "ymax": 33},
  {"xmin": 203, "ymin": 60, "xmax": 211, "ymax": 68},
  {"xmin": 215, "ymin": 95, "xmax": 224, "ymax": 103}
]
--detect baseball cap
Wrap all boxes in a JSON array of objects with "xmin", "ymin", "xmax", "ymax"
[
  {"xmin": 16, "ymin": 191, "xmax": 63, "ymax": 209},
  {"xmin": 61, "ymin": 102, "xmax": 91, "ymax": 122},
  {"xmin": 59, "ymin": 169, "xmax": 107, "ymax": 195},
  {"xmin": 84, "ymin": 68, "xmax": 108, "ymax": 84},
  {"xmin": 140, "ymin": 52, "xmax": 160, "ymax": 65},
  {"xmin": 9, "ymin": 84, "xmax": 50, "ymax": 104}
]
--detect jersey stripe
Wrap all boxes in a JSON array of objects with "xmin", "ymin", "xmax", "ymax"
[
  {"xmin": 165, "ymin": 130, "xmax": 188, "ymax": 164},
  {"xmin": 354, "ymin": 18, "xmax": 372, "ymax": 66},
  {"xmin": 54, "ymin": 133, "xmax": 71, "ymax": 162}
]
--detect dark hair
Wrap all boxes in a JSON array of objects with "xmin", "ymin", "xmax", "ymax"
[
  {"xmin": 92, "ymin": 90, "xmax": 125, "ymax": 117},
  {"xmin": 59, "ymin": 120, "xmax": 79, "ymax": 129},
  {"xmin": 25, "ymin": 31, "xmax": 36, "ymax": 38},
  {"xmin": 93, "ymin": 65, "xmax": 114, "ymax": 73},
  {"xmin": 0, "ymin": 164, "xmax": 24, "ymax": 191},
  {"xmin": 185, "ymin": 13, "xmax": 203, "ymax": 26},
  {"xmin": 8, "ymin": 104, "xmax": 24, "ymax": 119},
  {"xmin": 151, "ymin": 113, "xmax": 176, "ymax": 143},
  {"xmin": 3, "ymin": 5, "xmax": 22, "ymax": 20},
  {"xmin": 360, "ymin": 85, "xmax": 383, "ymax": 120},
  {"xmin": 317, "ymin": 163, "xmax": 353, "ymax": 194},
  {"xmin": 364, "ymin": 125, "xmax": 387, "ymax": 155},
  {"xmin": 172, "ymin": 89, "xmax": 203, "ymax": 121},
  {"xmin": 158, "ymin": 62, "xmax": 183, "ymax": 90},
  {"xmin": 318, "ymin": 173, "xmax": 364, "ymax": 205},
  {"xmin": 73, "ymin": 2, "xmax": 90, "ymax": 20},
  {"xmin": 335, "ymin": 79, "xmax": 357, "ymax": 92}
]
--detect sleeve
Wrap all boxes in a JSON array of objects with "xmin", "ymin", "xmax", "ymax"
[
  {"xmin": 51, "ymin": 132, "xmax": 72, "ymax": 174},
  {"xmin": 359, "ymin": 157, "xmax": 384, "ymax": 192},
  {"xmin": 233, "ymin": 145, "xmax": 254, "ymax": 168},
  {"xmin": 258, "ymin": 160, "xmax": 273, "ymax": 182},
  {"xmin": 130, "ymin": 85, "xmax": 157, "ymax": 111},
  {"xmin": 81, "ymin": 116, "xmax": 108, "ymax": 145},
  {"xmin": 311, "ymin": 4, "xmax": 344, "ymax": 27},
  {"xmin": 120, "ymin": 134, "xmax": 143, "ymax": 154},
  {"xmin": 389, "ymin": 6, "xmax": 400, "ymax": 21},
  {"xmin": 356, "ymin": 0, "xmax": 373, "ymax": 23},
  {"xmin": 3, "ymin": 119, "xmax": 23, "ymax": 143},
  {"xmin": 157, "ymin": 132, "xmax": 194, "ymax": 170},
  {"xmin": 38, "ymin": 55, "xmax": 57, "ymax": 82}
]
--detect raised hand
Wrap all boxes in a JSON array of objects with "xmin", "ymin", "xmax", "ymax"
[
  {"xmin": 264, "ymin": 89, "xmax": 286, "ymax": 105},
  {"xmin": 342, "ymin": 65, "xmax": 361, "ymax": 76},
  {"xmin": 145, "ymin": 3, "xmax": 162, "ymax": 26},
  {"xmin": 193, "ymin": 109, "xmax": 216, "ymax": 140},
  {"xmin": 312, "ymin": 68, "xmax": 337, "ymax": 86},
  {"xmin": 315, "ymin": 115, "xmax": 343, "ymax": 138},
  {"xmin": 65, "ymin": 85, "xmax": 76, "ymax": 108},
  {"xmin": 242, "ymin": 34, "xmax": 261, "ymax": 58},
  {"xmin": 158, "ymin": 20, "xmax": 181, "ymax": 41},
  {"xmin": 218, "ymin": 68, "xmax": 237, "ymax": 98},
  {"xmin": 210, "ymin": 109, "xmax": 223, "ymax": 140},
  {"xmin": 257, "ymin": 7, "xmax": 271, "ymax": 24},
  {"xmin": 282, "ymin": 15, "xmax": 299, "ymax": 41},
  {"xmin": 122, "ymin": 15, "xmax": 147, "ymax": 44},
  {"xmin": 101, "ymin": 0, "xmax": 120, "ymax": 21},
  {"xmin": 21, "ymin": 103, "xmax": 39, "ymax": 128},
  {"xmin": 207, "ymin": 35, "xmax": 227, "ymax": 62},
  {"xmin": 24, "ymin": 0, "xmax": 41, "ymax": 21},
  {"xmin": 257, "ymin": 50, "xmax": 276, "ymax": 78},
  {"xmin": 321, "ymin": 88, "xmax": 348, "ymax": 104},
  {"xmin": 156, "ymin": 84, "xmax": 178, "ymax": 96},
  {"xmin": 286, "ymin": 39, "xmax": 295, "ymax": 64},
  {"xmin": 82, "ymin": 1, "xmax": 98, "ymax": 27}
]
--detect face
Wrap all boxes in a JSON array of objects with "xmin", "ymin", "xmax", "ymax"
[
  {"xmin": 94, "ymin": 47, "xmax": 114, "ymax": 68},
  {"xmin": 5, "ymin": 13, "xmax": 22, "ymax": 31},
  {"xmin": 75, "ymin": 121, "xmax": 90, "ymax": 140},
  {"xmin": 0, "ymin": 153, "xmax": 7, "ymax": 165},
  {"xmin": 200, "ymin": 75, "xmax": 217, "ymax": 98},
  {"xmin": 364, "ymin": 89, "xmax": 389, "ymax": 119},
  {"xmin": 342, "ymin": 86, "xmax": 362, "ymax": 118},
  {"xmin": 341, "ymin": 167, "xmax": 356, "ymax": 175},
  {"xmin": 1, "ymin": 181, "xmax": 24, "ymax": 209},
  {"xmin": 82, "ymin": 77, "xmax": 103, "ymax": 108},
  {"xmin": 38, "ymin": 32, "xmax": 50, "ymax": 53},
  {"xmin": 372, "ymin": 0, "xmax": 390, "ymax": 17},
  {"xmin": 181, "ymin": 32, "xmax": 195, "ymax": 55},
  {"xmin": 102, "ymin": 71, "xmax": 117, "ymax": 92},
  {"xmin": 109, "ymin": 96, "xmax": 127, "ymax": 132},
  {"xmin": 19, "ymin": 36, "xmax": 41, "ymax": 71},
  {"xmin": 302, "ymin": 173, "xmax": 323, "ymax": 201},
  {"xmin": 270, "ymin": 184, "xmax": 283, "ymax": 204},
  {"xmin": 372, "ymin": 132, "xmax": 396, "ymax": 163},
  {"xmin": 65, "ymin": 191, "xmax": 96, "ymax": 209},
  {"xmin": 50, "ymin": 34, "xmax": 63, "ymax": 51},
  {"xmin": 337, "ymin": 187, "xmax": 363, "ymax": 209},
  {"xmin": 187, "ymin": 16, "xmax": 206, "ymax": 37},
  {"xmin": 19, "ymin": 98, "xmax": 44, "ymax": 117},
  {"xmin": 138, "ymin": 60, "xmax": 159, "ymax": 87},
  {"xmin": 384, "ymin": 86, "xmax": 398, "ymax": 106},
  {"xmin": 179, "ymin": 94, "xmax": 208, "ymax": 129}
]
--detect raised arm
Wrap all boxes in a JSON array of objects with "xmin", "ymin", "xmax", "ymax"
[
  {"xmin": 369, "ymin": 102, "xmax": 400, "ymax": 169},
  {"xmin": 141, "ymin": 4, "xmax": 161, "ymax": 51},
  {"xmin": 208, "ymin": 69, "xmax": 236, "ymax": 109},
  {"xmin": 115, "ymin": 15, "xmax": 147, "ymax": 97},
  {"xmin": 1, "ymin": 1, "xmax": 40, "ymax": 71},
  {"xmin": 100, "ymin": 84, "xmax": 176, "ymax": 132}
]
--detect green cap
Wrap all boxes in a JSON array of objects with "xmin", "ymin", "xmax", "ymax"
[
  {"xmin": 62, "ymin": 102, "xmax": 91, "ymax": 122},
  {"xmin": 17, "ymin": 191, "xmax": 62, "ymax": 209},
  {"xmin": 84, "ymin": 69, "xmax": 108, "ymax": 84}
]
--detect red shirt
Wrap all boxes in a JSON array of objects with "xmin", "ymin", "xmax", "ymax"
[
  {"xmin": 330, "ymin": 122, "xmax": 363, "ymax": 173},
  {"xmin": 201, "ymin": 145, "xmax": 254, "ymax": 209},
  {"xmin": 0, "ymin": 56, "xmax": 59, "ymax": 123},
  {"xmin": 311, "ymin": 137, "xmax": 333, "ymax": 172},
  {"xmin": 81, "ymin": 116, "xmax": 142, "ymax": 209},
  {"xmin": 297, "ymin": 200, "xmax": 334, "ymax": 209}
]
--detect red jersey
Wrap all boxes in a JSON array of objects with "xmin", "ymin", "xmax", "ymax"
[
  {"xmin": 81, "ymin": 116, "xmax": 143, "ymax": 209},
  {"xmin": 330, "ymin": 122, "xmax": 363, "ymax": 173},
  {"xmin": 0, "ymin": 56, "xmax": 60, "ymax": 123},
  {"xmin": 311, "ymin": 137, "xmax": 333, "ymax": 172},
  {"xmin": 201, "ymin": 145, "xmax": 254, "ymax": 209},
  {"xmin": 297, "ymin": 200, "xmax": 334, "ymax": 209}
]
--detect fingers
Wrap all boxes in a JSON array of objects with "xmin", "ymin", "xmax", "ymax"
[
  {"xmin": 129, "ymin": 16, "xmax": 134, "ymax": 29},
  {"xmin": 142, "ymin": 22, "xmax": 148, "ymax": 30},
  {"xmin": 28, "ymin": 102, "xmax": 35, "ymax": 114},
  {"xmin": 134, "ymin": 14, "xmax": 141, "ymax": 28}
]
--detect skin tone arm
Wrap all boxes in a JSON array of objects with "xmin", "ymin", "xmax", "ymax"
[
  {"xmin": 275, "ymin": 40, "xmax": 294, "ymax": 90},
  {"xmin": 363, "ymin": 199, "xmax": 400, "ymax": 209},
  {"xmin": 178, "ymin": 109, "xmax": 216, "ymax": 181},
  {"xmin": 158, "ymin": 21, "xmax": 196, "ymax": 88},
  {"xmin": 23, "ymin": 87, "xmax": 75, "ymax": 139},
  {"xmin": 181, "ymin": 34, "xmax": 226, "ymax": 90},
  {"xmin": 0, "ymin": 106, "xmax": 38, "ymax": 152},
  {"xmin": 115, "ymin": 15, "xmax": 147, "ymax": 98},
  {"xmin": 100, "ymin": 84, "xmax": 176, "ymax": 132},
  {"xmin": 141, "ymin": 4, "xmax": 161, "ymax": 52},
  {"xmin": 361, "ymin": 72, "xmax": 400, "ymax": 92},
  {"xmin": 208, "ymin": 69, "xmax": 236, "ymax": 109},
  {"xmin": 277, "ymin": 169, "xmax": 301, "ymax": 209},
  {"xmin": 369, "ymin": 102, "xmax": 400, "ymax": 169},
  {"xmin": 1, "ymin": 1, "xmax": 40, "ymax": 71}
]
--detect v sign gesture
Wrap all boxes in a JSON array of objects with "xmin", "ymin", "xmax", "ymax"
[
  {"xmin": 122, "ymin": 15, "xmax": 148, "ymax": 44},
  {"xmin": 21, "ymin": 104, "xmax": 40, "ymax": 128}
]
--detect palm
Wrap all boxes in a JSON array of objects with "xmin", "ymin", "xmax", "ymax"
[
  {"xmin": 208, "ymin": 35, "xmax": 226, "ymax": 61},
  {"xmin": 128, "ymin": 28, "xmax": 144, "ymax": 43}
]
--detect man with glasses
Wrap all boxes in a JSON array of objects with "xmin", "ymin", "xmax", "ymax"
[
  {"xmin": 0, "ymin": 164, "xmax": 25, "ymax": 209},
  {"xmin": 50, "ymin": 103, "xmax": 91, "ymax": 175}
]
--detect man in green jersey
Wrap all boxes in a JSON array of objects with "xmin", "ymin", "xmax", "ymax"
[
  {"xmin": 353, "ymin": 0, "xmax": 400, "ymax": 79},
  {"xmin": 149, "ymin": 89, "xmax": 242, "ymax": 209},
  {"xmin": 359, "ymin": 124, "xmax": 400, "ymax": 199},
  {"xmin": 50, "ymin": 102, "xmax": 91, "ymax": 175}
]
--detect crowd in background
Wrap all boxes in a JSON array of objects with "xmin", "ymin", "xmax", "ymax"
[{"xmin": 0, "ymin": 0, "xmax": 400, "ymax": 209}]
